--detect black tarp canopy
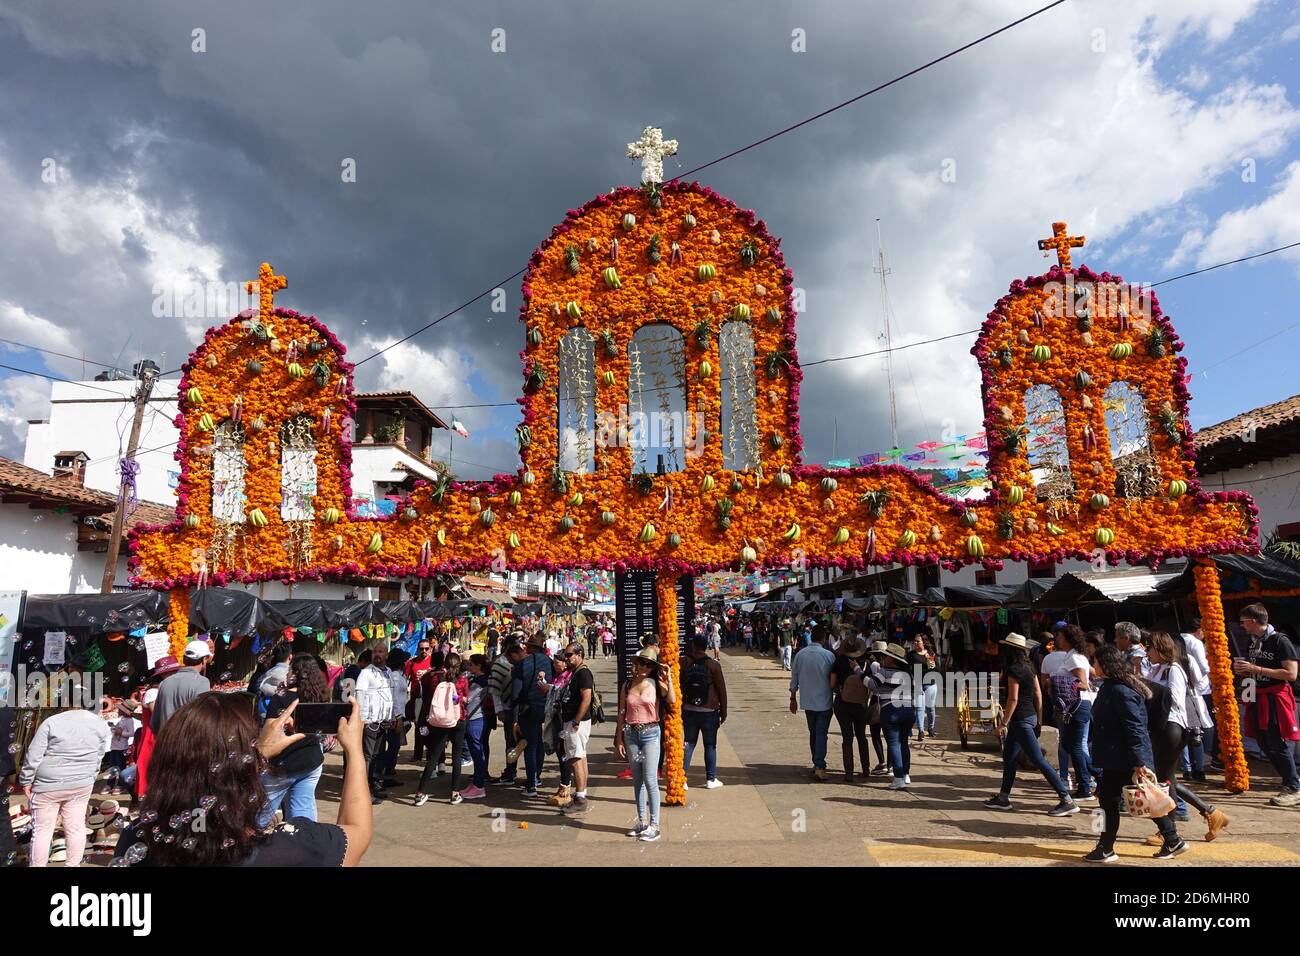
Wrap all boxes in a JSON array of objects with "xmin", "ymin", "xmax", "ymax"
[
  {"xmin": 1156, "ymin": 553, "xmax": 1300, "ymax": 598},
  {"xmin": 942, "ymin": 584, "xmax": 1021, "ymax": 608},
  {"xmin": 189, "ymin": 588, "xmax": 287, "ymax": 638},
  {"xmin": 20, "ymin": 589, "xmax": 169, "ymax": 635},
  {"xmin": 887, "ymin": 588, "xmax": 923, "ymax": 608},
  {"xmin": 266, "ymin": 599, "xmax": 384, "ymax": 630},
  {"xmin": 841, "ymin": 595, "xmax": 886, "ymax": 612},
  {"xmin": 1006, "ymin": 578, "xmax": 1056, "ymax": 609}
]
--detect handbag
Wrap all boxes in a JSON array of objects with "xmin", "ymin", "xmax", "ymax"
[{"xmin": 1122, "ymin": 766, "xmax": 1175, "ymax": 818}]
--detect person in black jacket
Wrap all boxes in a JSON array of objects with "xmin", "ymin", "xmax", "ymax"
[{"xmin": 1085, "ymin": 645, "xmax": 1187, "ymax": 862}]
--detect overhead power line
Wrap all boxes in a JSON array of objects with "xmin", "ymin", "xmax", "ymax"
[{"xmin": 352, "ymin": 1, "xmax": 1067, "ymax": 367}]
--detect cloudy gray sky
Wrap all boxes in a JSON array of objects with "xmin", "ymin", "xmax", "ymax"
[{"xmin": 1, "ymin": 0, "xmax": 1298, "ymax": 478}]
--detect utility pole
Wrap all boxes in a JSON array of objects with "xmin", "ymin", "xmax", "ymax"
[{"xmin": 100, "ymin": 362, "xmax": 159, "ymax": 592}]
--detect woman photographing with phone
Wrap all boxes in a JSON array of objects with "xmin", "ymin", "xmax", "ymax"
[
  {"xmin": 256, "ymin": 653, "xmax": 331, "ymax": 827},
  {"xmin": 614, "ymin": 647, "xmax": 676, "ymax": 842},
  {"xmin": 113, "ymin": 693, "xmax": 372, "ymax": 866}
]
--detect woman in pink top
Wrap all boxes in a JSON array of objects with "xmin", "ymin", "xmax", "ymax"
[{"xmin": 613, "ymin": 647, "xmax": 676, "ymax": 842}]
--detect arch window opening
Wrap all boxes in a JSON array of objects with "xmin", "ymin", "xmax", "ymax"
[
  {"xmin": 211, "ymin": 420, "xmax": 247, "ymax": 523},
  {"xmin": 557, "ymin": 328, "xmax": 597, "ymax": 474},
  {"xmin": 720, "ymin": 321, "xmax": 759, "ymax": 471},
  {"xmin": 1023, "ymin": 385, "xmax": 1075, "ymax": 502},
  {"xmin": 280, "ymin": 415, "xmax": 318, "ymax": 520},
  {"xmin": 1103, "ymin": 382, "xmax": 1160, "ymax": 497},
  {"xmin": 628, "ymin": 324, "xmax": 689, "ymax": 474}
]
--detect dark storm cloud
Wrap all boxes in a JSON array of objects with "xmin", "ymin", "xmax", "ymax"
[{"xmin": 1, "ymin": 0, "xmax": 1284, "ymax": 470}]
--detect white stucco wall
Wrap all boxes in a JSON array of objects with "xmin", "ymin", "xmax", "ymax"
[
  {"xmin": 0, "ymin": 505, "xmax": 133, "ymax": 593},
  {"xmin": 24, "ymin": 380, "xmax": 180, "ymax": 506},
  {"xmin": 1199, "ymin": 451, "xmax": 1300, "ymax": 542}
]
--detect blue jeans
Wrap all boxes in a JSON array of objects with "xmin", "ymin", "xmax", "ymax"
[
  {"xmin": 1000, "ymin": 715, "xmax": 1069, "ymax": 800},
  {"xmin": 682, "ymin": 709, "xmax": 721, "ymax": 780},
  {"xmin": 780, "ymin": 646, "xmax": 792, "ymax": 670},
  {"xmin": 466, "ymin": 717, "xmax": 490, "ymax": 789},
  {"xmin": 624, "ymin": 724, "xmax": 662, "ymax": 825},
  {"xmin": 881, "ymin": 705, "xmax": 916, "ymax": 779},
  {"xmin": 914, "ymin": 683, "xmax": 938, "ymax": 735},
  {"xmin": 257, "ymin": 762, "xmax": 324, "ymax": 828},
  {"xmin": 520, "ymin": 715, "xmax": 545, "ymax": 790},
  {"xmin": 1056, "ymin": 700, "xmax": 1094, "ymax": 794},
  {"xmin": 804, "ymin": 709, "xmax": 833, "ymax": 769}
]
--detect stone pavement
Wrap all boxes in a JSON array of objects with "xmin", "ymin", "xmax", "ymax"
[{"xmin": 334, "ymin": 648, "xmax": 1300, "ymax": 867}]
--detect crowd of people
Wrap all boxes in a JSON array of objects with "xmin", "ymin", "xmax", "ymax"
[{"xmin": 3, "ymin": 599, "xmax": 1296, "ymax": 867}]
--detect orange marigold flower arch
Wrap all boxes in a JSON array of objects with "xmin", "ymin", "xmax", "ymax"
[{"xmin": 132, "ymin": 200, "xmax": 1259, "ymax": 796}]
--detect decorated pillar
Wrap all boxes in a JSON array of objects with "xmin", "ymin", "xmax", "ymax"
[
  {"xmin": 1193, "ymin": 557, "xmax": 1248, "ymax": 793},
  {"xmin": 167, "ymin": 586, "xmax": 191, "ymax": 660},
  {"xmin": 657, "ymin": 570, "xmax": 686, "ymax": 806}
]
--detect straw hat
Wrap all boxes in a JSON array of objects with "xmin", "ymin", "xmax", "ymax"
[
  {"xmin": 880, "ymin": 642, "xmax": 909, "ymax": 664},
  {"xmin": 1000, "ymin": 632, "xmax": 1031, "ymax": 650},
  {"xmin": 870, "ymin": 640, "xmax": 889, "ymax": 654}
]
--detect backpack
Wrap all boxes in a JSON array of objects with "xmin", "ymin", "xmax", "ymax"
[
  {"xmin": 556, "ymin": 666, "xmax": 605, "ymax": 724},
  {"xmin": 1051, "ymin": 671, "xmax": 1082, "ymax": 722},
  {"xmin": 683, "ymin": 659, "xmax": 712, "ymax": 708},
  {"xmin": 427, "ymin": 679, "xmax": 460, "ymax": 728},
  {"xmin": 841, "ymin": 668, "xmax": 870, "ymax": 706}
]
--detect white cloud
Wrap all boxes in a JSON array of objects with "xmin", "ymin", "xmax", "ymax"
[
  {"xmin": 781, "ymin": 1, "xmax": 1298, "ymax": 451},
  {"xmin": 1191, "ymin": 160, "xmax": 1300, "ymax": 270},
  {"xmin": 355, "ymin": 336, "xmax": 496, "ymax": 433},
  {"xmin": 0, "ymin": 373, "xmax": 52, "ymax": 457},
  {"xmin": 0, "ymin": 301, "xmax": 76, "ymax": 357}
]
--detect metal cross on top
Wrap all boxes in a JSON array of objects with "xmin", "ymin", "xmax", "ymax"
[
  {"xmin": 626, "ymin": 126, "xmax": 678, "ymax": 184},
  {"xmin": 246, "ymin": 261, "xmax": 287, "ymax": 325},
  {"xmin": 1037, "ymin": 221, "xmax": 1086, "ymax": 269}
]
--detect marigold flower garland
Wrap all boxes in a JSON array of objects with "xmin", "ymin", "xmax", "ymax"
[
  {"xmin": 166, "ymin": 587, "xmax": 191, "ymax": 660},
  {"xmin": 657, "ymin": 571, "xmax": 687, "ymax": 806},
  {"xmin": 1193, "ymin": 557, "xmax": 1248, "ymax": 792}
]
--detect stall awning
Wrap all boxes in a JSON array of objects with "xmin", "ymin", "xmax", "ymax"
[
  {"xmin": 943, "ymin": 584, "xmax": 1022, "ymax": 609},
  {"xmin": 462, "ymin": 586, "xmax": 514, "ymax": 606},
  {"xmin": 1156, "ymin": 553, "xmax": 1300, "ymax": 598},
  {"xmin": 1036, "ymin": 567, "xmax": 1185, "ymax": 608},
  {"xmin": 1006, "ymin": 578, "xmax": 1056, "ymax": 609},
  {"xmin": 21, "ymin": 589, "xmax": 170, "ymax": 635},
  {"xmin": 190, "ymin": 588, "xmax": 288, "ymax": 638}
]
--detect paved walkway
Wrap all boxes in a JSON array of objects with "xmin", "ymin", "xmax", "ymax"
[{"xmin": 336, "ymin": 649, "xmax": 1300, "ymax": 867}]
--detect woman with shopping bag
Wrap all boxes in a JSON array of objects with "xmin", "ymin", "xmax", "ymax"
[{"xmin": 1085, "ymin": 644, "xmax": 1187, "ymax": 862}]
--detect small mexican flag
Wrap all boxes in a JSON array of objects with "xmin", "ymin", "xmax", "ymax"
[{"xmin": 451, "ymin": 418, "xmax": 470, "ymax": 438}]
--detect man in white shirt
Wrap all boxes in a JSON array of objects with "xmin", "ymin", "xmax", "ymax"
[
  {"xmin": 1180, "ymin": 620, "xmax": 1214, "ymax": 781},
  {"xmin": 354, "ymin": 644, "xmax": 395, "ymax": 803},
  {"xmin": 376, "ymin": 651, "xmax": 410, "ymax": 791}
]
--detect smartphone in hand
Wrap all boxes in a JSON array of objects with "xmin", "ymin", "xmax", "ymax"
[{"xmin": 292, "ymin": 703, "xmax": 353, "ymax": 735}]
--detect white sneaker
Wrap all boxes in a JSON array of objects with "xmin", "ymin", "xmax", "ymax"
[
  {"xmin": 888, "ymin": 778, "xmax": 909, "ymax": 791},
  {"xmin": 704, "ymin": 778, "xmax": 724, "ymax": 789},
  {"xmin": 683, "ymin": 781, "xmax": 689, "ymax": 790},
  {"xmin": 461, "ymin": 758, "xmax": 474, "ymax": 769},
  {"xmin": 904, "ymin": 775, "xmax": 911, "ymax": 784},
  {"xmin": 627, "ymin": 821, "xmax": 648, "ymax": 837}
]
